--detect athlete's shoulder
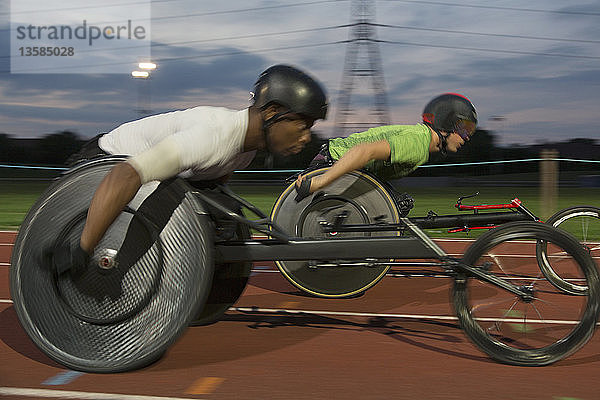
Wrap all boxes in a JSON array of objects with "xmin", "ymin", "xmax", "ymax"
[
  {"xmin": 183, "ymin": 105, "xmax": 243, "ymax": 115},
  {"xmin": 368, "ymin": 123, "xmax": 426, "ymax": 136}
]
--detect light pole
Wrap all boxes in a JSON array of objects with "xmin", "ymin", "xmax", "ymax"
[
  {"xmin": 489, "ymin": 115, "xmax": 506, "ymax": 175},
  {"xmin": 131, "ymin": 62, "xmax": 157, "ymax": 116}
]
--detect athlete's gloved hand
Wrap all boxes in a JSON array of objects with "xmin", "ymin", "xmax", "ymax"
[
  {"xmin": 48, "ymin": 243, "xmax": 90, "ymax": 278},
  {"xmin": 295, "ymin": 176, "xmax": 312, "ymax": 202}
]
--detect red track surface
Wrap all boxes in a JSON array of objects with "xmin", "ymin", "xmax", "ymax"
[{"xmin": 1, "ymin": 231, "xmax": 600, "ymax": 400}]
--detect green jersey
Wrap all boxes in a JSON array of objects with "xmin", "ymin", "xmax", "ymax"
[{"xmin": 328, "ymin": 124, "xmax": 431, "ymax": 180}]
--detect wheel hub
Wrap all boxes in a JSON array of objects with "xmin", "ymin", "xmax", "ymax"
[
  {"xmin": 518, "ymin": 285, "xmax": 535, "ymax": 303},
  {"xmin": 96, "ymin": 248, "xmax": 118, "ymax": 272}
]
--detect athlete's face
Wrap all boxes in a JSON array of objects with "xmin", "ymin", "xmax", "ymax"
[
  {"xmin": 269, "ymin": 114, "xmax": 313, "ymax": 156},
  {"xmin": 445, "ymin": 131, "xmax": 467, "ymax": 153},
  {"xmin": 446, "ymin": 119, "xmax": 476, "ymax": 152}
]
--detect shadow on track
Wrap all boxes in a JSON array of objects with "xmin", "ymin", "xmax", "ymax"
[
  {"xmin": 151, "ymin": 308, "xmax": 489, "ymax": 371},
  {"xmin": 0, "ymin": 306, "xmax": 62, "ymax": 368}
]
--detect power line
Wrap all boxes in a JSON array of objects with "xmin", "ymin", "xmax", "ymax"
[
  {"xmin": 4, "ymin": 0, "xmax": 599, "ymax": 19},
  {"xmin": 7, "ymin": 19, "xmax": 597, "ymax": 61},
  {"xmin": 150, "ymin": 0, "xmax": 349, "ymax": 22},
  {"xmin": 151, "ymin": 24, "xmax": 350, "ymax": 46},
  {"xmin": 2, "ymin": 0, "xmax": 202, "ymax": 17},
  {"xmin": 1, "ymin": 1, "xmax": 349, "ymax": 33},
  {"xmin": 0, "ymin": 40, "xmax": 349, "ymax": 74},
  {"xmin": 155, "ymin": 40, "xmax": 348, "ymax": 62},
  {"xmin": 5, "ymin": 0, "xmax": 598, "ymax": 31},
  {"xmin": 3, "ymin": 33, "xmax": 598, "ymax": 73},
  {"xmin": 378, "ymin": 0, "xmax": 600, "ymax": 17},
  {"xmin": 2, "ymin": 1, "xmax": 147, "ymax": 16},
  {"xmin": 377, "ymin": 38, "xmax": 600, "ymax": 60},
  {"xmin": 3, "ymin": 0, "xmax": 345, "ymax": 16},
  {"xmin": 4, "ymin": 19, "xmax": 599, "ymax": 72},
  {"xmin": 0, "ymin": 25, "xmax": 350, "ymax": 60},
  {"xmin": 374, "ymin": 23, "xmax": 600, "ymax": 45}
]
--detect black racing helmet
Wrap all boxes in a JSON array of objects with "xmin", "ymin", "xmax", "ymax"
[
  {"xmin": 422, "ymin": 93, "xmax": 477, "ymax": 137},
  {"xmin": 253, "ymin": 65, "xmax": 328, "ymax": 121}
]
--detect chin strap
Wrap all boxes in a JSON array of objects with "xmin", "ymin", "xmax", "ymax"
[
  {"xmin": 434, "ymin": 130, "xmax": 448, "ymax": 157},
  {"xmin": 261, "ymin": 110, "xmax": 292, "ymax": 154}
]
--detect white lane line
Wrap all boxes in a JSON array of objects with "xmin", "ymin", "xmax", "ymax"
[
  {"xmin": 2, "ymin": 299, "xmax": 585, "ymax": 325},
  {"xmin": 233, "ymin": 307, "xmax": 459, "ymax": 321},
  {"xmin": 0, "ymin": 388, "xmax": 203, "ymax": 400},
  {"xmin": 1, "ymin": 299, "xmax": 13, "ymax": 303},
  {"xmin": 232, "ymin": 307, "xmax": 592, "ymax": 325}
]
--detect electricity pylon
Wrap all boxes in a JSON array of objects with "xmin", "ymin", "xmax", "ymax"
[{"xmin": 333, "ymin": 0, "xmax": 390, "ymax": 137}]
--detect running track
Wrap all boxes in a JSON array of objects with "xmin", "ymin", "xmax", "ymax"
[{"xmin": 1, "ymin": 230, "xmax": 600, "ymax": 400}]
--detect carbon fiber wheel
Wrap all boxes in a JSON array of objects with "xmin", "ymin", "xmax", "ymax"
[
  {"xmin": 10, "ymin": 157, "xmax": 214, "ymax": 373},
  {"xmin": 189, "ymin": 223, "xmax": 252, "ymax": 326},
  {"xmin": 270, "ymin": 168, "xmax": 400, "ymax": 298}
]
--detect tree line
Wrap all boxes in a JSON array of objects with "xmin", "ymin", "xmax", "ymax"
[{"xmin": 0, "ymin": 130, "xmax": 598, "ymax": 175}]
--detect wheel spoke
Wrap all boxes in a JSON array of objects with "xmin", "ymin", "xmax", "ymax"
[
  {"xmin": 489, "ymin": 253, "xmax": 508, "ymax": 278},
  {"xmin": 530, "ymin": 302, "xmax": 545, "ymax": 324},
  {"xmin": 488, "ymin": 297, "xmax": 520, "ymax": 333}
]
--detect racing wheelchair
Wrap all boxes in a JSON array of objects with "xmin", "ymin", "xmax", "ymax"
[
  {"xmin": 272, "ymin": 165, "xmax": 600, "ymax": 298},
  {"xmin": 9, "ymin": 157, "xmax": 600, "ymax": 372}
]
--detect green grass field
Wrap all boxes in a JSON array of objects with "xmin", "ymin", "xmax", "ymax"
[{"xmin": 1, "ymin": 180, "xmax": 599, "ymax": 239}]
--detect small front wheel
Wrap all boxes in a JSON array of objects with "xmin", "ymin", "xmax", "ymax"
[
  {"xmin": 454, "ymin": 222, "xmax": 600, "ymax": 366},
  {"xmin": 537, "ymin": 206, "xmax": 600, "ymax": 295}
]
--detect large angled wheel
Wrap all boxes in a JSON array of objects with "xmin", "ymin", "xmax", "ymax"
[
  {"xmin": 270, "ymin": 168, "xmax": 400, "ymax": 298},
  {"xmin": 454, "ymin": 222, "xmax": 600, "ymax": 366},
  {"xmin": 189, "ymin": 222, "xmax": 252, "ymax": 326},
  {"xmin": 10, "ymin": 157, "xmax": 214, "ymax": 373}
]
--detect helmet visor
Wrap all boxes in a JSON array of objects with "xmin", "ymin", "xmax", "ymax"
[{"xmin": 454, "ymin": 119, "xmax": 477, "ymax": 140}]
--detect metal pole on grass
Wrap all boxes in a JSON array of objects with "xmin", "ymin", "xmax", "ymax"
[{"xmin": 540, "ymin": 149, "xmax": 558, "ymax": 220}]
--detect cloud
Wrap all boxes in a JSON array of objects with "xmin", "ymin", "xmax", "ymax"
[
  {"xmin": 0, "ymin": 0, "xmax": 599, "ymax": 148},
  {"xmin": 149, "ymin": 43, "xmax": 267, "ymax": 98},
  {"xmin": 0, "ymin": 38, "xmax": 275, "ymax": 137}
]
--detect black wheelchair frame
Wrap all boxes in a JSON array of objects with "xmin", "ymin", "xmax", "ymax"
[
  {"xmin": 200, "ymin": 180, "xmax": 537, "ymax": 265},
  {"xmin": 196, "ymin": 184, "xmax": 555, "ymax": 300},
  {"xmin": 9, "ymin": 157, "xmax": 600, "ymax": 371}
]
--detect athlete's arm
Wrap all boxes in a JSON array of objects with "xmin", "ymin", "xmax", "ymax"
[
  {"xmin": 296, "ymin": 140, "xmax": 391, "ymax": 193},
  {"xmin": 79, "ymin": 162, "xmax": 141, "ymax": 253},
  {"xmin": 79, "ymin": 137, "xmax": 183, "ymax": 253}
]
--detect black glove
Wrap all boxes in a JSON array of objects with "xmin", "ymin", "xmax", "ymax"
[
  {"xmin": 394, "ymin": 192, "xmax": 415, "ymax": 217},
  {"xmin": 50, "ymin": 244, "xmax": 90, "ymax": 278},
  {"xmin": 294, "ymin": 177, "xmax": 312, "ymax": 202}
]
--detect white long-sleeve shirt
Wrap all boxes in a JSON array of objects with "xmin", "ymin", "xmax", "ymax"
[{"xmin": 99, "ymin": 106, "xmax": 256, "ymax": 183}]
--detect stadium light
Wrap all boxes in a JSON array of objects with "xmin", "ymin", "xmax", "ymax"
[
  {"xmin": 131, "ymin": 70, "xmax": 149, "ymax": 78},
  {"xmin": 138, "ymin": 62, "xmax": 157, "ymax": 70}
]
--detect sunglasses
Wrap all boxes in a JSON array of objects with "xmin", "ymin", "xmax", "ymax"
[{"xmin": 454, "ymin": 119, "xmax": 477, "ymax": 140}]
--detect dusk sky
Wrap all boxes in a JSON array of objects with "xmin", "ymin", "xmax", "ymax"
[{"xmin": 2, "ymin": 0, "xmax": 600, "ymax": 146}]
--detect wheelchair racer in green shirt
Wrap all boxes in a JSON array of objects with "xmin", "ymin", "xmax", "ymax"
[{"xmin": 295, "ymin": 93, "xmax": 478, "ymax": 199}]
